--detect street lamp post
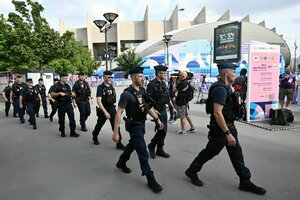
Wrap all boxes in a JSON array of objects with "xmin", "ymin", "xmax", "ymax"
[
  {"xmin": 294, "ymin": 39, "xmax": 298, "ymax": 72},
  {"xmin": 93, "ymin": 12, "xmax": 118, "ymax": 71},
  {"xmin": 163, "ymin": 35, "xmax": 173, "ymax": 66}
]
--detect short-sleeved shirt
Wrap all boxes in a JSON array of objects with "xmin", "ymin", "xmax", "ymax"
[
  {"xmin": 12, "ymin": 82, "xmax": 27, "ymax": 97},
  {"xmin": 3, "ymin": 86, "xmax": 12, "ymax": 99},
  {"xmin": 96, "ymin": 83, "xmax": 116, "ymax": 106},
  {"xmin": 20, "ymin": 86, "xmax": 39, "ymax": 103},
  {"xmin": 35, "ymin": 84, "xmax": 47, "ymax": 98},
  {"xmin": 72, "ymin": 80, "xmax": 91, "ymax": 100},
  {"xmin": 176, "ymin": 80, "xmax": 189, "ymax": 106},
  {"xmin": 168, "ymin": 79, "xmax": 175, "ymax": 98},
  {"xmin": 118, "ymin": 91, "xmax": 138, "ymax": 109},
  {"xmin": 51, "ymin": 82, "xmax": 72, "ymax": 104},
  {"xmin": 48, "ymin": 84, "xmax": 57, "ymax": 94},
  {"xmin": 211, "ymin": 86, "xmax": 228, "ymax": 106},
  {"xmin": 279, "ymin": 73, "xmax": 296, "ymax": 89},
  {"xmin": 96, "ymin": 83, "xmax": 114, "ymax": 97}
]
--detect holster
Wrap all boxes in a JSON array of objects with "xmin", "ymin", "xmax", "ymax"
[{"xmin": 123, "ymin": 116, "xmax": 134, "ymax": 132}]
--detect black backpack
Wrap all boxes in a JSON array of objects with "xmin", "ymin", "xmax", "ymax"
[
  {"xmin": 270, "ymin": 108, "xmax": 294, "ymax": 126},
  {"xmin": 186, "ymin": 83, "xmax": 196, "ymax": 102}
]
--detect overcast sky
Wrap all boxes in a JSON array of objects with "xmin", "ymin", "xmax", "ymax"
[{"xmin": 1, "ymin": 0, "xmax": 300, "ymax": 58}]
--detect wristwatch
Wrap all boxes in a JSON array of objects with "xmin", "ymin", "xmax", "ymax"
[{"xmin": 225, "ymin": 129, "xmax": 231, "ymax": 135}]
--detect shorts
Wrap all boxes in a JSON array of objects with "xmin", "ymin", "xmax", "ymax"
[
  {"xmin": 279, "ymin": 88, "xmax": 294, "ymax": 101},
  {"xmin": 177, "ymin": 105, "xmax": 188, "ymax": 119}
]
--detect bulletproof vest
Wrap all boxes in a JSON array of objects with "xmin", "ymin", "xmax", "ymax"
[
  {"xmin": 148, "ymin": 79, "xmax": 169, "ymax": 110},
  {"xmin": 100, "ymin": 83, "xmax": 116, "ymax": 106},
  {"xmin": 36, "ymin": 84, "xmax": 46, "ymax": 98},
  {"xmin": 24, "ymin": 87, "xmax": 39, "ymax": 103},
  {"xmin": 55, "ymin": 83, "xmax": 72, "ymax": 104},
  {"xmin": 206, "ymin": 80, "xmax": 239, "ymax": 123},
  {"xmin": 124, "ymin": 86, "xmax": 149, "ymax": 121},
  {"xmin": 4, "ymin": 86, "xmax": 12, "ymax": 99},
  {"xmin": 74, "ymin": 81, "xmax": 91, "ymax": 101},
  {"xmin": 12, "ymin": 82, "xmax": 26, "ymax": 97}
]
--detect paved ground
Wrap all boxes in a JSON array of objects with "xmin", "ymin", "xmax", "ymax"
[{"xmin": 0, "ymin": 86, "xmax": 300, "ymax": 200}]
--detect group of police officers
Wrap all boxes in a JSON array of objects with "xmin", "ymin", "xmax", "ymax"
[{"xmin": 2, "ymin": 62, "xmax": 266, "ymax": 195}]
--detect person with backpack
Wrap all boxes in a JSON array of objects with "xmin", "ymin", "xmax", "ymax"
[
  {"xmin": 232, "ymin": 68, "xmax": 247, "ymax": 101},
  {"xmin": 173, "ymin": 70, "xmax": 196, "ymax": 135},
  {"xmin": 185, "ymin": 61, "xmax": 266, "ymax": 195},
  {"xmin": 279, "ymin": 65, "xmax": 297, "ymax": 109}
]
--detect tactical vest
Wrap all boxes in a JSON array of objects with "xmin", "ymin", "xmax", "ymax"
[
  {"xmin": 99, "ymin": 83, "xmax": 116, "ymax": 107},
  {"xmin": 124, "ymin": 86, "xmax": 150, "ymax": 121},
  {"xmin": 4, "ymin": 86, "xmax": 12, "ymax": 99},
  {"xmin": 55, "ymin": 83, "xmax": 72, "ymax": 104},
  {"xmin": 206, "ymin": 80, "xmax": 240, "ymax": 123},
  {"xmin": 12, "ymin": 82, "xmax": 26, "ymax": 97},
  {"xmin": 148, "ymin": 79, "xmax": 169, "ymax": 111},
  {"xmin": 35, "ymin": 84, "xmax": 46, "ymax": 98},
  {"xmin": 74, "ymin": 81, "xmax": 91, "ymax": 101},
  {"xmin": 23, "ymin": 87, "xmax": 39, "ymax": 103}
]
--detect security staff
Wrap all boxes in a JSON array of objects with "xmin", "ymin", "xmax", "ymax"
[
  {"xmin": 147, "ymin": 65, "xmax": 177, "ymax": 158},
  {"xmin": 48, "ymin": 78, "xmax": 59, "ymax": 122},
  {"xmin": 92, "ymin": 71, "xmax": 125, "ymax": 150},
  {"xmin": 112, "ymin": 67, "xmax": 164, "ymax": 193},
  {"xmin": 20, "ymin": 78, "xmax": 42, "ymax": 129},
  {"xmin": 35, "ymin": 78, "xmax": 49, "ymax": 118},
  {"xmin": 2, "ymin": 81, "xmax": 13, "ymax": 117},
  {"xmin": 50, "ymin": 72, "xmax": 79, "ymax": 138},
  {"xmin": 10, "ymin": 75, "xmax": 27, "ymax": 122},
  {"xmin": 185, "ymin": 62, "xmax": 266, "ymax": 195},
  {"xmin": 72, "ymin": 71, "xmax": 91, "ymax": 131}
]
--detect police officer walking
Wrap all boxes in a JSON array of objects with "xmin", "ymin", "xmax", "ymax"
[
  {"xmin": 185, "ymin": 62, "xmax": 266, "ymax": 195},
  {"xmin": 48, "ymin": 78, "xmax": 59, "ymax": 122},
  {"xmin": 10, "ymin": 75, "xmax": 27, "ymax": 122},
  {"xmin": 35, "ymin": 78, "xmax": 49, "ymax": 118},
  {"xmin": 147, "ymin": 65, "xmax": 177, "ymax": 159},
  {"xmin": 92, "ymin": 71, "xmax": 125, "ymax": 150},
  {"xmin": 50, "ymin": 73, "xmax": 79, "ymax": 138},
  {"xmin": 112, "ymin": 67, "xmax": 164, "ymax": 193},
  {"xmin": 72, "ymin": 72, "xmax": 91, "ymax": 131},
  {"xmin": 20, "ymin": 78, "xmax": 42, "ymax": 129},
  {"xmin": 2, "ymin": 81, "xmax": 13, "ymax": 117}
]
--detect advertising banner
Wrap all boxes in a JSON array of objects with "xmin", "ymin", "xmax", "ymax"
[{"xmin": 247, "ymin": 44, "xmax": 280, "ymax": 121}]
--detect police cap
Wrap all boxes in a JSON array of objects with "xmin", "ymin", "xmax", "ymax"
[
  {"xmin": 38, "ymin": 78, "xmax": 43, "ymax": 81},
  {"xmin": 154, "ymin": 65, "xmax": 168, "ymax": 72},
  {"xmin": 216, "ymin": 61, "xmax": 238, "ymax": 70},
  {"xmin": 103, "ymin": 71, "xmax": 113, "ymax": 76},
  {"xmin": 26, "ymin": 78, "xmax": 33, "ymax": 83},
  {"xmin": 78, "ymin": 71, "xmax": 85, "ymax": 76},
  {"xmin": 53, "ymin": 78, "xmax": 60, "ymax": 82},
  {"xmin": 129, "ymin": 67, "xmax": 144, "ymax": 75},
  {"xmin": 59, "ymin": 72, "xmax": 68, "ymax": 77}
]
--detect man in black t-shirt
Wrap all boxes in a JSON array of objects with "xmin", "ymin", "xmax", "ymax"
[
  {"xmin": 91, "ymin": 71, "xmax": 125, "ymax": 150},
  {"xmin": 10, "ymin": 75, "xmax": 27, "ymax": 122},
  {"xmin": 35, "ymin": 78, "xmax": 49, "ymax": 118},
  {"xmin": 185, "ymin": 62, "xmax": 266, "ymax": 196},
  {"xmin": 2, "ymin": 81, "xmax": 13, "ymax": 117}
]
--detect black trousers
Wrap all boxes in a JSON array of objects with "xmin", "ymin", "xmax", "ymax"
[
  {"xmin": 119, "ymin": 122, "xmax": 151, "ymax": 176},
  {"xmin": 36, "ymin": 97, "xmax": 48, "ymax": 116},
  {"xmin": 188, "ymin": 125, "xmax": 251, "ymax": 179},
  {"xmin": 5, "ymin": 101, "xmax": 11, "ymax": 115},
  {"xmin": 92, "ymin": 106, "xmax": 122, "ymax": 141},
  {"xmin": 26, "ymin": 102, "xmax": 37, "ymax": 125},
  {"xmin": 77, "ymin": 100, "xmax": 91, "ymax": 126},
  {"xmin": 57, "ymin": 103, "xmax": 76, "ymax": 132},
  {"xmin": 150, "ymin": 109, "xmax": 168, "ymax": 146},
  {"xmin": 13, "ymin": 97, "xmax": 20, "ymax": 117},
  {"xmin": 49, "ymin": 100, "xmax": 57, "ymax": 118}
]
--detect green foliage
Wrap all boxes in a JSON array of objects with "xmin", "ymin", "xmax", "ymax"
[
  {"xmin": 114, "ymin": 50, "xmax": 145, "ymax": 73},
  {"xmin": 0, "ymin": 0, "xmax": 96, "ymax": 75}
]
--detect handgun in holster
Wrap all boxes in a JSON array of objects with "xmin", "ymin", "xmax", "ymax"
[{"xmin": 123, "ymin": 116, "xmax": 134, "ymax": 132}]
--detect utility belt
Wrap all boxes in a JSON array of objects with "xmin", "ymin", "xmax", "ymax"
[
  {"xmin": 123, "ymin": 116, "xmax": 145, "ymax": 132},
  {"xmin": 96, "ymin": 105, "xmax": 115, "ymax": 116},
  {"xmin": 207, "ymin": 121, "xmax": 235, "ymax": 138}
]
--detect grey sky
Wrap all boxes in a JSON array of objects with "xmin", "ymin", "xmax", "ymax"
[{"xmin": 1, "ymin": 0, "xmax": 299, "ymax": 58}]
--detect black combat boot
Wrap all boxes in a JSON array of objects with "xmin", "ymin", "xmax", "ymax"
[
  {"xmin": 146, "ymin": 171, "xmax": 163, "ymax": 193},
  {"xmin": 70, "ymin": 131, "xmax": 80, "ymax": 137},
  {"xmin": 148, "ymin": 142, "xmax": 156, "ymax": 159},
  {"xmin": 49, "ymin": 115, "xmax": 53, "ymax": 122},
  {"xmin": 33, "ymin": 124, "xmax": 37, "ymax": 129},
  {"xmin": 59, "ymin": 127, "xmax": 66, "ymax": 137},
  {"xmin": 185, "ymin": 168, "xmax": 204, "ymax": 186},
  {"xmin": 116, "ymin": 142, "xmax": 125, "ymax": 150},
  {"xmin": 116, "ymin": 159, "xmax": 131, "ymax": 173},
  {"xmin": 36, "ymin": 114, "xmax": 39, "ymax": 118},
  {"xmin": 81, "ymin": 123, "xmax": 88, "ymax": 132},
  {"xmin": 239, "ymin": 178, "xmax": 266, "ymax": 195},
  {"xmin": 156, "ymin": 144, "xmax": 170, "ymax": 158},
  {"xmin": 5, "ymin": 112, "xmax": 8, "ymax": 117},
  {"xmin": 44, "ymin": 115, "xmax": 49, "ymax": 118},
  {"xmin": 92, "ymin": 136, "xmax": 100, "ymax": 145},
  {"xmin": 20, "ymin": 119, "xmax": 25, "ymax": 124}
]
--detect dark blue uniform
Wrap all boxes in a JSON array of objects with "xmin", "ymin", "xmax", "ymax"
[
  {"xmin": 168, "ymin": 78, "xmax": 176, "ymax": 121},
  {"xmin": 48, "ymin": 84, "xmax": 58, "ymax": 121},
  {"xmin": 3, "ymin": 86, "xmax": 12, "ymax": 117},
  {"xmin": 35, "ymin": 84, "xmax": 48, "ymax": 117},
  {"xmin": 146, "ymin": 79, "xmax": 170, "ymax": 158},
  {"xmin": 11, "ymin": 82, "xmax": 27, "ymax": 122},
  {"xmin": 72, "ymin": 80, "xmax": 91, "ymax": 130},
  {"xmin": 118, "ymin": 86, "xmax": 151, "ymax": 176},
  {"xmin": 52, "ymin": 82, "xmax": 78, "ymax": 137},
  {"xmin": 20, "ymin": 86, "xmax": 39, "ymax": 128},
  {"xmin": 92, "ymin": 83, "xmax": 123, "ymax": 148}
]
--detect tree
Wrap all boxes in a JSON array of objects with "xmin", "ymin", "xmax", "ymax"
[{"xmin": 114, "ymin": 50, "xmax": 145, "ymax": 73}]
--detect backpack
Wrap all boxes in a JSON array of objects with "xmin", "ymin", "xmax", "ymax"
[
  {"xmin": 270, "ymin": 108, "xmax": 294, "ymax": 126},
  {"xmin": 186, "ymin": 83, "xmax": 195, "ymax": 102}
]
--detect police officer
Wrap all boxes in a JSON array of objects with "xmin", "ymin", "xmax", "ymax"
[
  {"xmin": 35, "ymin": 78, "xmax": 49, "ymax": 118},
  {"xmin": 72, "ymin": 71, "xmax": 91, "ymax": 131},
  {"xmin": 185, "ymin": 62, "xmax": 266, "ymax": 195},
  {"xmin": 48, "ymin": 78, "xmax": 59, "ymax": 122},
  {"xmin": 20, "ymin": 78, "xmax": 42, "ymax": 129},
  {"xmin": 50, "ymin": 72, "xmax": 79, "ymax": 138},
  {"xmin": 147, "ymin": 65, "xmax": 177, "ymax": 159},
  {"xmin": 10, "ymin": 75, "xmax": 27, "ymax": 122},
  {"xmin": 112, "ymin": 67, "xmax": 164, "ymax": 193},
  {"xmin": 2, "ymin": 81, "xmax": 13, "ymax": 117},
  {"xmin": 92, "ymin": 71, "xmax": 125, "ymax": 149}
]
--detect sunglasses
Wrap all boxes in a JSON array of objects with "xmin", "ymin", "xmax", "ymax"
[{"xmin": 107, "ymin": 77, "xmax": 113, "ymax": 79}]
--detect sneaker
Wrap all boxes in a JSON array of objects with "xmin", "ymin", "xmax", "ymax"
[
  {"xmin": 188, "ymin": 128, "xmax": 197, "ymax": 133},
  {"xmin": 170, "ymin": 120, "xmax": 178, "ymax": 125},
  {"xmin": 176, "ymin": 130, "xmax": 186, "ymax": 135},
  {"xmin": 285, "ymin": 107, "xmax": 290, "ymax": 110}
]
